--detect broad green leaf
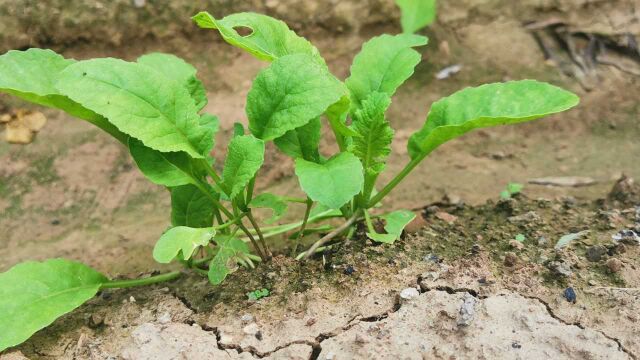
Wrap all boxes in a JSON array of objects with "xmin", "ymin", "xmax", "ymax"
[
  {"xmin": 222, "ymin": 135, "xmax": 265, "ymax": 199},
  {"xmin": 208, "ymin": 236, "xmax": 250, "ymax": 285},
  {"xmin": 367, "ymin": 210, "xmax": 416, "ymax": 244},
  {"xmin": 57, "ymin": 58, "xmax": 211, "ymax": 158},
  {"xmin": 248, "ymin": 193, "xmax": 288, "ymax": 224},
  {"xmin": 0, "ymin": 49, "xmax": 127, "ymax": 143},
  {"xmin": 137, "ymin": 53, "xmax": 208, "ymax": 111},
  {"xmin": 274, "ymin": 117, "xmax": 321, "ymax": 162},
  {"xmin": 408, "ymin": 80, "xmax": 580, "ymax": 159},
  {"xmin": 345, "ymin": 34, "xmax": 428, "ymax": 111},
  {"xmin": 153, "ymin": 226, "xmax": 216, "ymax": 263},
  {"xmin": 350, "ymin": 92, "xmax": 394, "ymax": 176},
  {"xmin": 396, "ymin": 0, "xmax": 437, "ymax": 34},
  {"xmin": 295, "ymin": 152, "xmax": 364, "ymax": 209},
  {"xmin": 192, "ymin": 11, "xmax": 324, "ymax": 65},
  {"xmin": 0, "ymin": 259, "xmax": 107, "ymax": 351},
  {"xmin": 246, "ymin": 54, "xmax": 344, "ymax": 141},
  {"xmin": 129, "ymin": 138, "xmax": 199, "ymax": 187},
  {"xmin": 199, "ymin": 113, "xmax": 220, "ymax": 154},
  {"xmin": 171, "ymin": 185, "xmax": 215, "ymax": 228}
]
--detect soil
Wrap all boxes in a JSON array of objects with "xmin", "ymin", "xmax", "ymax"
[{"xmin": 1, "ymin": 0, "xmax": 639, "ymax": 358}]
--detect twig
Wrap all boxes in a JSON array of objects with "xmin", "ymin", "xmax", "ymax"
[{"xmin": 303, "ymin": 212, "xmax": 360, "ymax": 260}]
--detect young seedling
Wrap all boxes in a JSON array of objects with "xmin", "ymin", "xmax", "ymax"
[
  {"xmin": 501, "ymin": 182, "xmax": 524, "ymax": 199},
  {"xmin": 0, "ymin": 11, "xmax": 579, "ymax": 351}
]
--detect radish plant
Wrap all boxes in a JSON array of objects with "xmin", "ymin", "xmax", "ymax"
[{"xmin": 0, "ymin": 11, "xmax": 579, "ymax": 351}]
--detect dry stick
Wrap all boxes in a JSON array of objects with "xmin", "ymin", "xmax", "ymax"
[{"xmin": 303, "ymin": 213, "xmax": 360, "ymax": 260}]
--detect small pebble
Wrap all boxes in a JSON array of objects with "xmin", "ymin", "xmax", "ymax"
[
  {"xmin": 585, "ymin": 245, "xmax": 607, "ymax": 262},
  {"xmin": 255, "ymin": 331, "xmax": 263, "ymax": 341},
  {"xmin": 537, "ymin": 236, "xmax": 548, "ymax": 246},
  {"xmin": 606, "ymin": 258, "xmax": 622, "ymax": 273},
  {"xmin": 504, "ymin": 252, "xmax": 518, "ymax": 267},
  {"xmin": 51, "ymin": 219, "xmax": 61, "ymax": 225},
  {"xmin": 588, "ymin": 279, "xmax": 598, "ymax": 286},
  {"xmin": 129, "ymin": 296, "xmax": 136, "ymax": 303},
  {"xmin": 564, "ymin": 287, "xmax": 577, "ymax": 303},
  {"xmin": 508, "ymin": 240, "xmax": 524, "ymax": 250},
  {"xmin": 457, "ymin": 293, "xmax": 476, "ymax": 327},
  {"xmin": 306, "ymin": 318, "xmax": 317, "ymax": 326},
  {"xmin": 157, "ymin": 312, "xmax": 171, "ymax": 324},
  {"xmin": 400, "ymin": 287, "xmax": 420, "ymax": 300},
  {"xmin": 241, "ymin": 314, "xmax": 254, "ymax": 323},
  {"xmin": 242, "ymin": 323, "xmax": 260, "ymax": 336},
  {"xmin": 547, "ymin": 260, "xmax": 573, "ymax": 277},
  {"xmin": 512, "ymin": 341, "xmax": 522, "ymax": 349}
]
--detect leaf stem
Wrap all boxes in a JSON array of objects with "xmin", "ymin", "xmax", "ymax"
[
  {"xmin": 303, "ymin": 211, "xmax": 361, "ymax": 260},
  {"xmin": 246, "ymin": 211, "xmax": 270, "ymax": 257},
  {"xmin": 367, "ymin": 155, "xmax": 424, "ymax": 208},
  {"xmin": 246, "ymin": 176, "xmax": 256, "ymax": 204},
  {"xmin": 283, "ymin": 197, "xmax": 309, "ymax": 204},
  {"xmin": 100, "ymin": 271, "xmax": 182, "ymax": 289},
  {"xmin": 363, "ymin": 209, "xmax": 375, "ymax": 233},
  {"xmin": 291, "ymin": 198, "xmax": 313, "ymax": 256}
]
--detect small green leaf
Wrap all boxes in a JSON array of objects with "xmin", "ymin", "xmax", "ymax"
[
  {"xmin": 208, "ymin": 236, "xmax": 250, "ymax": 285},
  {"xmin": 248, "ymin": 193, "xmax": 288, "ymax": 224},
  {"xmin": 0, "ymin": 49, "xmax": 126, "ymax": 143},
  {"xmin": 515, "ymin": 234, "xmax": 526, "ymax": 242},
  {"xmin": 555, "ymin": 230, "xmax": 589, "ymax": 250},
  {"xmin": 137, "ymin": 53, "xmax": 208, "ymax": 111},
  {"xmin": 153, "ymin": 226, "xmax": 216, "ymax": 264},
  {"xmin": 507, "ymin": 182, "xmax": 524, "ymax": 195},
  {"xmin": 274, "ymin": 117, "xmax": 321, "ymax": 162},
  {"xmin": 0, "ymin": 259, "xmax": 107, "ymax": 351},
  {"xmin": 295, "ymin": 152, "xmax": 364, "ymax": 209},
  {"xmin": 57, "ymin": 58, "xmax": 211, "ymax": 158},
  {"xmin": 367, "ymin": 210, "xmax": 416, "ymax": 244},
  {"xmin": 192, "ymin": 11, "xmax": 324, "ymax": 65},
  {"xmin": 222, "ymin": 135, "xmax": 265, "ymax": 199},
  {"xmin": 346, "ymin": 34, "xmax": 428, "ymax": 111},
  {"xmin": 233, "ymin": 122, "xmax": 245, "ymax": 137},
  {"xmin": 326, "ymin": 94, "xmax": 359, "ymax": 138},
  {"xmin": 129, "ymin": 138, "xmax": 199, "ymax": 187},
  {"xmin": 247, "ymin": 53, "xmax": 344, "ymax": 141},
  {"xmin": 350, "ymin": 92, "xmax": 394, "ymax": 176},
  {"xmin": 171, "ymin": 185, "xmax": 215, "ymax": 228},
  {"xmin": 408, "ymin": 81, "xmax": 580, "ymax": 160},
  {"xmin": 396, "ymin": 0, "xmax": 437, "ymax": 34}
]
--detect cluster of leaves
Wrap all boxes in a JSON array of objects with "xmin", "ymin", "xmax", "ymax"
[{"xmin": 0, "ymin": 8, "xmax": 578, "ymax": 353}]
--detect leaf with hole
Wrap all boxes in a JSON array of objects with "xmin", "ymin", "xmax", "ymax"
[
  {"xmin": 248, "ymin": 193, "xmax": 288, "ymax": 224},
  {"xmin": 367, "ymin": 210, "xmax": 416, "ymax": 244},
  {"xmin": 153, "ymin": 227, "xmax": 216, "ymax": 264},
  {"xmin": 208, "ymin": 236, "xmax": 250, "ymax": 285},
  {"xmin": 0, "ymin": 259, "xmax": 107, "ymax": 352}
]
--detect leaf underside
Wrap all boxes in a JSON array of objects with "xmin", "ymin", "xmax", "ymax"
[
  {"xmin": 153, "ymin": 226, "xmax": 216, "ymax": 264},
  {"xmin": 408, "ymin": 80, "xmax": 580, "ymax": 159},
  {"xmin": 248, "ymin": 193, "xmax": 288, "ymax": 224},
  {"xmin": 0, "ymin": 259, "xmax": 107, "ymax": 352}
]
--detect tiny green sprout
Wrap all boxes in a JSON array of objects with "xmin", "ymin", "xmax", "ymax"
[
  {"xmin": 0, "ymin": 11, "xmax": 579, "ymax": 350},
  {"xmin": 515, "ymin": 234, "xmax": 526, "ymax": 243},
  {"xmin": 500, "ymin": 182, "xmax": 524, "ymax": 199},
  {"xmin": 247, "ymin": 288, "xmax": 270, "ymax": 301}
]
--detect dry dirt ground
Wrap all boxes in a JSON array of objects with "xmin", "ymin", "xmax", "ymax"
[{"xmin": 1, "ymin": 0, "xmax": 639, "ymax": 359}]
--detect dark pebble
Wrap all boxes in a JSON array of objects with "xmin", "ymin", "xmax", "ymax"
[
  {"xmin": 255, "ymin": 331, "xmax": 263, "ymax": 341},
  {"xmin": 564, "ymin": 287, "xmax": 577, "ymax": 303},
  {"xmin": 343, "ymin": 265, "xmax": 355, "ymax": 275},
  {"xmin": 512, "ymin": 341, "xmax": 522, "ymax": 349},
  {"xmin": 51, "ymin": 219, "xmax": 61, "ymax": 225}
]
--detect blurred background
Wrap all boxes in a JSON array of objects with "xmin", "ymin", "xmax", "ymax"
[{"xmin": 0, "ymin": 0, "xmax": 638, "ymax": 274}]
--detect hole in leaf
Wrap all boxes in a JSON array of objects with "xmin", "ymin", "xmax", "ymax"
[{"xmin": 232, "ymin": 26, "xmax": 254, "ymax": 37}]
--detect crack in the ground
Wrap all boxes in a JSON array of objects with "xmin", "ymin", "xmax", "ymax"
[{"xmin": 520, "ymin": 294, "xmax": 636, "ymax": 360}]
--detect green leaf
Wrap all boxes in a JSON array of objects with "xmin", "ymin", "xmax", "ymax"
[
  {"xmin": 345, "ymin": 34, "xmax": 428, "ymax": 111},
  {"xmin": 208, "ymin": 236, "xmax": 250, "ymax": 285},
  {"xmin": 57, "ymin": 58, "xmax": 211, "ymax": 158},
  {"xmin": 326, "ymin": 94, "xmax": 359, "ymax": 138},
  {"xmin": 396, "ymin": 0, "xmax": 437, "ymax": 34},
  {"xmin": 247, "ymin": 53, "xmax": 344, "ymax": 141},
  {"xmin": 137, "ymin": 53, "xmax": 208, "ymax": 111},
  {"xmin": 0, "ymin": 49, "xmax": 127, "ymax": 143},
  {"xmin": 295, "ymin": 152, "xmax": 364, "ymax": 209},
  {"xmin": 233, "ymin": 122, "xmax": 246, "ymax": 137},
  {"xmin": 222, "ymin": 135, "xmax": 265, "ymax": 199},
  {"xmin": 350, "ymin": 92, "xmax": 394, "ymax": 175},
  {"xmin": 367, "ymin": 210, "xmax": 416, "ymax": 244},
  {"xmin": 408, "ymin": 80, "xmax": 580, "ymax": 160},
  {"xmin": 0, "ymin": 259, "xmax": 107, "ymax": 351},
  {"xmin": 192, "ymin": 11, "xmax": 324, "ymax": 65},
  {"xmin": 153, "ymin": 226, "xmax": 216, "ymax": 264},
  {"xmin": 248, "ymin": 193, "xmax": 288, "ymax": 224},
  {"xmin": 274, "ymin": 117, "xmax": 321, "ymax": 162},
  {"xmin": 129, "ymin": 138, "xmax": 199, "ymax": 187},
  {"xmin": 171, "ymin": 185, "xmax": 215, "ymax": 228}
]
